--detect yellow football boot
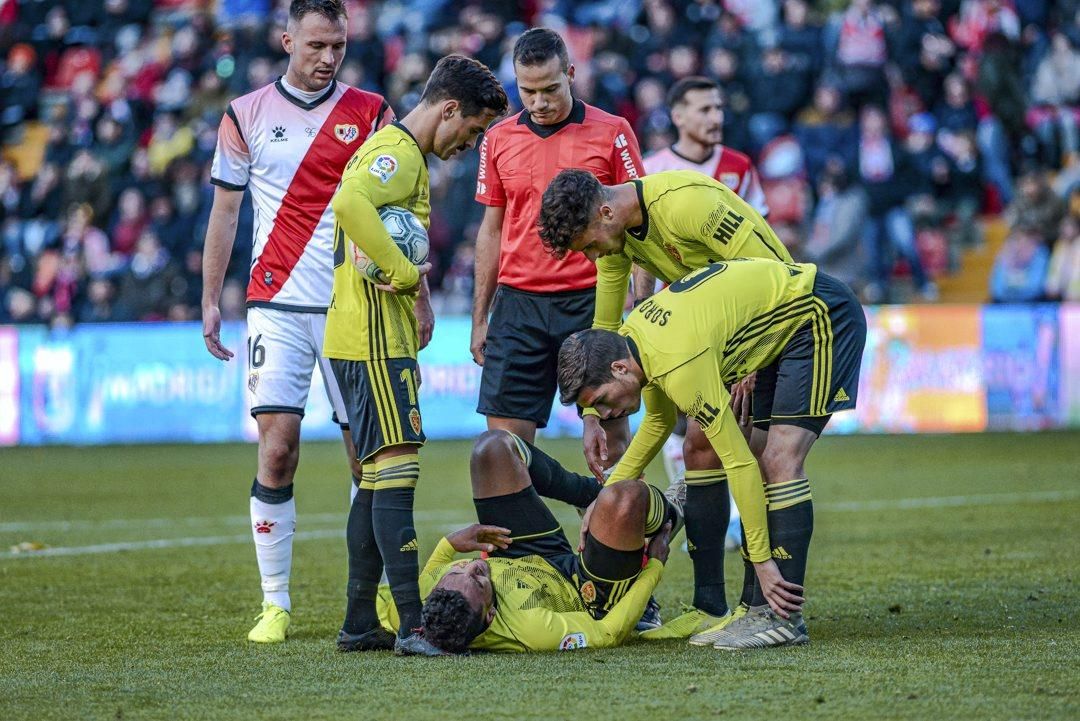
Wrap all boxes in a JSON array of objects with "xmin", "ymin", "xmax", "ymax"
[{"xmin": 247, "ymin": 602, "xmax": 290, "ymax": 643}]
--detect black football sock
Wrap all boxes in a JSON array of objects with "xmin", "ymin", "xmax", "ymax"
[
  {"xmin": 751, "ymin": 479, "xmax": 813, "ymax": 608},
  {"xmin": 517, "ymin": 436, "xmax": 602, "ymax": 509},
  {"xmin": 343, "ymin": 467, "xmax": 382, "ymax": 634},
  {"xmin": 371, "ymin": 454, "xmax": 422, "ymax": 637},
  {"xmin": 684, "ymin": 470, "xmax": 730, "ymax": 617}
]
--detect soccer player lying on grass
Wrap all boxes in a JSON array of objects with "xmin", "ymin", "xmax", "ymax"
[
  {"xmin": 556, "ymin": 257, "xmax": 867, "ymax": 649},
  {"xmin": 376, "ymin": 430, "xmax": 680, "ymax": 653},
  {"xmin": 538, "ymin": 168, "xmax": 795, "ymax": 643}
]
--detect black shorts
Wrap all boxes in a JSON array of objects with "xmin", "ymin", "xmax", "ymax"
[
  {"xmin": 330, "ymin": 357, "xmax": 426, "ymax": 463},
  {"xmin": 477, "ymin": 285, "xmax": 595, "ymax": 428},
  {"xmin": 752, "ymin": 272, "xmax": 867, "ymax": 435},
  {"xmin": 474, "ymin": 486, "xmax": 636, "ymax": 619}
]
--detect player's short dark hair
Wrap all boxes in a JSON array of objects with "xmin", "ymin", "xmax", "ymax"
[
  {"xmin": 421, "ymin": 589, "xmax": 485, "ymax": 654},
  {"xmin": 666, "ymin": 76, "xmax": 719, "ymax": 108},
  {"xmin": 288, "ymin": 0, "xmax": 346, "ymax": 24},
  {"xmin": 513, "ymin": 28, "xmax": 570, "ymax": 70},
  {"xmin": 420, "ymin": 55, "xmax": 509, "ymax": 118},
  {"xmin": 557, "ymin": 329, "xmax": 629, "ymax": 406},
  {"xmin": 538, "ymin": 169, "xmax": 603, "ymax": 259}
]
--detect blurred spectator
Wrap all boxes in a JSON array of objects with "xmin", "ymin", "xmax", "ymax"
[
  {"xmin": 60, "ymin": 150, "xmax": 112, "ymax": 222},
  {"xmin": 114, "ymin": 229, "xmax": 185, "ymax": 320},
  {"xmin": 1006, "ymin": 167, "xmax": 1066, "ymax": 243},
  {"xmin": 1028, "ymin": 33, "xmax": 1080, "ymax": 168},
  {"xmin": 147, "ymin": 112, "xmax": 194, "ymax": 176},
  {"xmin": 777, "ymin": 0, "xmax": 824, "ymax": 77},
  {"xmin": 825, "ymin": 0, "xmax": 891, "ymax": 110},
  {"xmin": 794, "ymin": 81, "xmax": 857, "ymax": 185},
  {"xmin": 990, "ymin": 223, "xmax": 1050, "ymax": 301},
  {"xmin": 109, "ymin": 188, "xmax": 148, "ymax": 257},
  {"xmin": 856, "ymin": 105, "xmax": 938, "ymax": 302},
  {"xmin": 1045, "ymin": 213, "xmax": 1080, "ymax": 300},
  {"xmin": 747, "ymin": 45, "xmax": 812, "ymax": 152},
  {"xmin": 1, "ymin": 44, "xmax": 41, "ymax": 136},
  {"xmin": 896, "ymin": 0, "xmax": 956, "ymax": 110},
  {"xmin": 803, "ymin": 162, "xmax": 867, "ymax": 289}
]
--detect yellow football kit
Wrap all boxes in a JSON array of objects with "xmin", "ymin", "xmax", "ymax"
[
  {"xmin": 593, "ymin": 169, "xmax": 792, "ymax": 331},
  {"xmin": 378, "ymin": 537, "xmax": 663, "ymax": 652},
  {"xmin": 606, "ymin": 259, "xmax": 830, "ymax": 562},
  {"xmin": 324, "ymin": 121, "xmax": 430, "ymax": 362}
]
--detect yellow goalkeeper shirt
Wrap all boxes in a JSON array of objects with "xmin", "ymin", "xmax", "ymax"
[
  {"xmin": 324, "ymin": 122, "xmax": 430, "ymax": 361},
  {"xmin": 378, "ymin": 538, "xmax": 663, "ymax": 652},
  {"xmin": 593, "ymin": 169, "xmax": 792, "ymax": 331},
  {"xmin": 606, "ymin": 258, "xmax": 823, "ymax": 562}
]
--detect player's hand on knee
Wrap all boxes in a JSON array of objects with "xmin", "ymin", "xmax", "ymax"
[
  {"xmin": 646, "ymin": 521, "xmax": 672, "ymax": 564},
  {"xmin": 447, "ymin": 524, "xmax": 512, "ymax": 553},
  {"xmin": 582, "ymin": 416, "xmax": 609, "ymax": 482},
  {"xmin": 469, "ymin": 318, "xmax": 488, "ymax": 366},
  {"xmin": 577, "ymin": 500, "xmax": 597, "ymax": 553},
  {"xmin": 201, "ymin": 306, "xmax": 234, "ymax": 361},
  {"xmin": 753, "ymin": 559, "xmax": 805, "ymax": 618}
]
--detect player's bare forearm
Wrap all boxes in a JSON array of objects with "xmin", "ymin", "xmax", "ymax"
[
  {"xmin": 471, "ymin": 207, "xmax": 503, "ymax": 322},
  {"xmin": 631, "ymin": 267, "xmax": 657, "ymax": 304},
  {"xmin": 201, "ymin": 187, "xmax": 243, "ymax": 308}
]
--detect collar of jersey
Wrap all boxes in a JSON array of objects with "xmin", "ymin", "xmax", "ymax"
[
  {"xmin": 668, "ymin": 143, "xmax": 717, "ymax": 166},
  {"xmin": 390, "ymin": 121, "xmax": 428, "ymax": 166},
  {"xmin": 625, "ymin": 179, "xmax": 648, "ymax": 241},
  {"xmin": 273, "ymin": 77, "xmax": 337, "ymax": 111},
  {"xmin": 518, "ymin": 99, "xmax": 586, "ymax": 138}
]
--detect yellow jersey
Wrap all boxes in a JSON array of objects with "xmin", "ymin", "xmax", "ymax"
[
  {"xmin": 608, "ymin": 258, "xmax": 824, "ymax": 562},
  {"xmin": 378, "ymin": 538, "xmax": 663, "ymax": 652},
  {"xmin": 324, "ymin": 122, "xmax": 430, "ymax": 361},
  {"xmin": 593, "ymin": 169, "xmax": 793, "ymax": 331}
]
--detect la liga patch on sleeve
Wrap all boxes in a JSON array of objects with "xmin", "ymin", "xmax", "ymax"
[
  {"xmin": 369, "ymin": 154, "xmax": 398, "ymax": 183},
  {"xmin": 559, "ymin": 633, "xmax": 587, "ymax": 651}
]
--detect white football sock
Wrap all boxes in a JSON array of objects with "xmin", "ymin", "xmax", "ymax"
[{"xmin": 250, "ymin": 494, "xmax": 295, "ymax": 612}]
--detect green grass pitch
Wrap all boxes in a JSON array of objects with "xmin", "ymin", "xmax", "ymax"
[{"xmin": 2, "ymin": 432, "xmax": 1078, "ymax": 721}]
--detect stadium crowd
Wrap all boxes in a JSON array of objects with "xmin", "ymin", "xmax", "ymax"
[{"xmin": 2, "ymin": 0, "xmax": 1080, "ymax": 326}]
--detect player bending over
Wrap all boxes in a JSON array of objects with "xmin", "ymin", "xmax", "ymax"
[
  {"xmin": 557, "ymin": 258, "xmax": 867, "ymax": 649},
  {"xmin": 538, "ymin": 168, "xmax": 793, "ymax": 643},
  {"xmin": 377, "ymin": 431, "xmax": 679, "ymax": 653}
]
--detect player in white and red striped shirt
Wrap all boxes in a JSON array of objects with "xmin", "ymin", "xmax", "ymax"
[{"xmin": 200, "ymin": 0, "xmax": 408, "ymax": 644}]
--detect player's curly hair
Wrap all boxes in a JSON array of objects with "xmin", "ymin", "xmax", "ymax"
[
  {"xmin": 421, "ymin": 55, "xmax": 509, "ymax": 118},
  {"xmin": 538, "ymin": 169, "xmax": 604, "ymax": 259},
  {"xmin": 421, "ymin": 589, "xmax": 484, "ymax": 654},
  {"xmin": 289, "ymin": 0, "xmax": 346, "ymax": 24},
  {"xmin": 557, "ymin": 329, "xmax": 630, "ymax": 406}
]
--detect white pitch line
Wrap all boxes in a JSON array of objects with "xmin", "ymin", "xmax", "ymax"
[{"xmin": 2, "ymin": 489, "xmax": 1076, "ymax": 561}]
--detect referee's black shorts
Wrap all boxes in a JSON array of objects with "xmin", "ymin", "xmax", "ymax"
[
  {"xmin": 752, "ymin": 271, "xmax": 867, "ymax": 436},
  {"xmin": 477, "ymin": 285, "xmax": 595, "ymax": 428}
]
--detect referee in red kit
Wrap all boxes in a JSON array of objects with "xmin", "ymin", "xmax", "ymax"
[{"xmin": 471, "ymin": 28, "xmax": 644, "ymax": 453}]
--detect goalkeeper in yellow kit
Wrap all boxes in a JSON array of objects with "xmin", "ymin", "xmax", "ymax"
[
  {"xmin": 556, "ymin": 257, "xmax": 867, "ymax": 649},
  {"xmin": 377, "ymin": 431, "xmax": 680, "ymax": 653}
]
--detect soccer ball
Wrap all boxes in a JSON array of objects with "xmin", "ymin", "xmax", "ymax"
[{"xmin": 349, "ymin": 206, "xmax": 430, "ymax": 284}]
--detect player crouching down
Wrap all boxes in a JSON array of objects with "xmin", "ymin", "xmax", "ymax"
[{"xmin": 377, "ymin": 430, "xmax": 681, "ymax": 652}]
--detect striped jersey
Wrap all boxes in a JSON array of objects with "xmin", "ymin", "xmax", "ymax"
[
  {"xmin": 323, "ymin": 122, "xmax": 429, "ymax": 361},
  {"xmin": 475, "ymin": 100, "xmax": 644, "ymax": 293},
  {"xmin": 593, "ymin": 170, "xmax": 792, "ymax": 331},
  {"xmin": 607, "ymin": 258, "xmax": 823, "ymax": 561},
  {"xmin": 377, "ymin": 538, "xmax": 662, "ymax": 653},
  {"xmin": 644, "ymin": 143, "xmax": 768, "ymax": 216},
  {"xmin": 210, "ymin": 79, "xmax": 392, "ymax": 311}
]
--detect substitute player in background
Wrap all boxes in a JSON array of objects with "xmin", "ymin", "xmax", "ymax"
[
  {"xmin": 539, "ymin": 168, "xmax": 792, "ymax": 643},
  {"xmin": 470, "ymin": 28, "xmax": 644, "ymax": 455},
  {"xmin": 643, "ymin": 75, "xmax": 771, "ymax": 535},
  {"xmin": 378, "ymin": 431, "xmax": 679, "ymax": 653},
  {"xmin": 558, "ymin": 258, "xmax": 867, "ymax": 649},
  {"xmin": 201, "ymin": 0, "xmax": 395, "ymax": 643},
  {"xmin": 324, "ymin": 55, "xmax": 507, "ymax": 656}
]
